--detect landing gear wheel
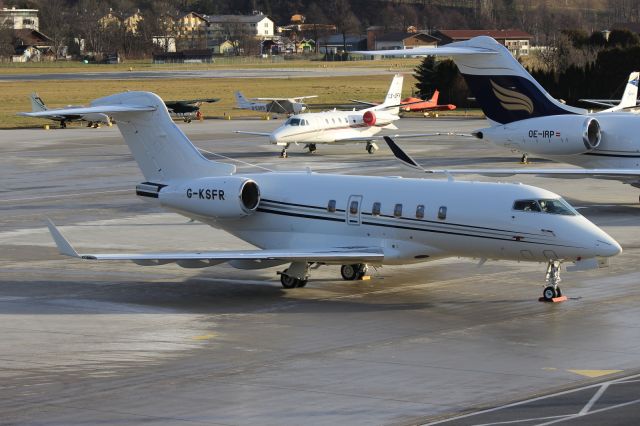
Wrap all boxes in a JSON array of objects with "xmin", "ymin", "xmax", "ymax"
[
  {"xmin": 542, "ymin": 286, "xmax": 557, "ymax": 301},
  {"xmin": 280, "ymin": 149, "xmax": 288, "ymax": 158},
  {"xmin": 296, "ymin": 280, "xmax": 308, "ymax": 288},
  {"xmin": 341, "ymin": 264, "xmax": 367, "ymax": 280},
  {"xmin": 367, "ymin": 144, "xmax": 375, "ymax": 154},
  {"xmin": 341, "ymin": 264, "xmax": 358, "ymax": 280},
  {"xmin": 520, "ymin": 153, "xmax": 529, "ymax": 164},
  {"xmin": 307, "ymin": 143, "xmax": 316, "ymax": 153},
  {"xmin": 280, "ymin": 273, "xmax": 297, "ymax": 289}
]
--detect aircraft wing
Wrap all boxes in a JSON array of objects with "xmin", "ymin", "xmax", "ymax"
[
  {"xmin": 19, "ymin": 105, "xmax": 156, "ymax": 117},
  {"xmin": 166, "ymin": 98, "xmax": 221, "ymax": 105},
  {"xmin": 579, "ymin": 99, "xmax": 619, "ymax": 107},
  {"xmin": 235, "ymin": 131, "xmax": 271, "ymax": 137},
  {"xmin": 46, "ymin": 219, "xmax": 384, "ymax": 265},
  {"xmin": 382, "ymin": 136, "xmax": 640, "ymax": 179},
  {"xmin": 251, "ymin": 96, "xmax": 317, "ymax": 101},
  {"xmin": 349, "ymin": 99, "xmax": 379, "ymax": 107}
]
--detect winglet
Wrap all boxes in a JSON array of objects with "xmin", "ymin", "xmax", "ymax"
[
  {"xmin": 45, "ymin": 218, "xmax": 80, "ymax": 258},
  {"xmin": 383, "ymin": 136, "xmax": 423, "ymax": 170}
]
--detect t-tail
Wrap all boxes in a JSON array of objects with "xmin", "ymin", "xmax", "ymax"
[
  {"xmin": 374, "ymin": 73, "xmax": 404, "ymax": 116},
  {"xmin": 22, "ymin": 92, "xmax": 235, "ymax": 182},
  {"xmin": 30, "ymin": 93, "xmax": 48, "ymax": 112},
  {"xmin": 429, "ymin": 90, "xmax": 439, "ymax": 104},
  {"xmin": 608, "ymin": 71, "xmax": 639, "ymax": 112},
  {"xmin": 234, "ymin": 91, "xmax": 252, "ymax": 109},
  {"xmin": 362, "ymin": 37, "xmax": 586, "ymax": 124}
]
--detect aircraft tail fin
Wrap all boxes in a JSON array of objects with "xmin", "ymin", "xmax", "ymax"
[
  {"xmin": 21, "ymin": 92, "xmax": 235, "ymax": 182},
  {"xmin": 430, "ymin": 90, "xmax": 439, "ymax": 104},
  {"xmin": 30, "ymin": 93, "xmax": 47, "ymax": 112},
  {"xmin": 234, "ymin": 91, "xmax": 251, "ymax": 109},
  {"xmin": 616, "ymin": 71, "xmax": 639, "ymax": 110},
  {"xmin": 375, "ymin": 74, "xmax": 404, "ymax": 115}
]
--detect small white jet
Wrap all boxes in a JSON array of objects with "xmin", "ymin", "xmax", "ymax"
[
  {"xmin": 23, "ymin": 93, "xmax": 111, "ymax": 128},
  {"xmin": 358, "ymin": 38, "xmax": 640, "ymax": 197},
  {"xmin": 23, "ymin": 91, "xmax": 621, "ymax": 300},
  {"xmin": 237, "ymin": 74, "xmax": 426, "ymax": 157},
  {"xmin": 580, "ymin": 71, "xmax": 640, "ymax": 112},
  {"xmin": 234, "ymin": 91, "xmax": 317, "ymax": 115}
]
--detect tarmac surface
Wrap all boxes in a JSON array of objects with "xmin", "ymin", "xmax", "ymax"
[
  {"xmin": 0, "ymin": 66, "xmax": 395, "ymax": 82},
  {"xmin": 2, "ymin": 117, "xmax": 640, "ymax": 425}
]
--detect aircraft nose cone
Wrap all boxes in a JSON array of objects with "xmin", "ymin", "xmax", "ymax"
[
  {"xmin": 595, "ymin": 237, "xmax": 622, "ymax": 257},
  {"xmin": 269, "ymin": 131, "xmax": 279, "ymax": 145}
]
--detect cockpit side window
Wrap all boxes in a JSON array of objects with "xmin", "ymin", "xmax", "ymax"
[
  {"xmin": 538, "ymin": 198, "xmax": 577, "ymax": 216},
  {"xmin": 288, "ymin": 118, "xmax": 300, "ymax": 126},
  {"xmin": 513, "ymin": 198, "xmax": 577, "ymax": 216},
  {"xmin": 513, "ymin": 200, "xmax": 541, "ymax": 212}
]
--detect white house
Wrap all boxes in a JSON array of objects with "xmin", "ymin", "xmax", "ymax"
[
  {"xmin": 206, "ymin": 12, "xmax": 274, "ymax": 39},
  {"xmin": 0, "ymin": 7, "xmax": 39, "ymax": 30}
]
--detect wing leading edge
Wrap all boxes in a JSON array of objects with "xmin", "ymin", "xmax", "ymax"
[{"xmin": 46, "ymin": 219, "xmax": 384, "ymax": 266}]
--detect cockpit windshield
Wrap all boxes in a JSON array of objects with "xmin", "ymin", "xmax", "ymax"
[
  {"xmin": 285, "ymin": 118, "xmax": 308, "ymax": 126},
  {"xmin": 512, "ymin": 198, "xmax": 577, "ymax": 216}
]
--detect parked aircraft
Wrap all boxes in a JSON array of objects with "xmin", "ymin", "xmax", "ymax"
[
  {"xmin": 580, "ymin": 71, "xmax": 639, "ymax": 112},
  {"xmin": 352, "ymin": 89, "xmax": 457, "ymax": 114},
  {"xmin": 165, "ymin": 98, "xmax": 220, "ymax": 122},
  {"xmin": 358, "ymin": 38, "xmax": 640, "ymax": 197},
  {"xmin": 237, "ymin": 74, "xmax": 430, "ymax": 157},
  {"xmin": 23, "ymin": 91, "xmax": 621, "ymax": 300},
  {"xmin": 25, "ymin": 93, "xmax": 111, "ymax": 128},
  {"xmin": 234, "ymin": 91, "xmax": 317, "ymax": 115}
]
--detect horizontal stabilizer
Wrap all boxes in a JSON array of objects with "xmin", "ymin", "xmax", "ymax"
[
  {"xmin": 19, "ymin": 104, "xmax": 156, "ymax": 118},
  {"xmin": 45, "ymin": 220, "xmax": 384, "ymax": 265},
  {"xmin": 354, "ymin": 46, "xmax": 498, "ymax": 57},
  {"xmin": 235, "ymin": 131, "xmax": 271, "ymax": 137},
  {"xmin": 382, "ymin": 136, "xmax": 422, "ymax": 169},
  {"xmin": 422, "ymin": 168, "xmax": 640, "ymax": 178}
]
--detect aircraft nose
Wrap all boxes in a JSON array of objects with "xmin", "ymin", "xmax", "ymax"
[{"xmin": 594, "ymin": 236, "xmax": 622, "ymax": 257}]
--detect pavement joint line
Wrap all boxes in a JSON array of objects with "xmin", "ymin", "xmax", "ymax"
[{"xmin": 472, "ymin": 414, "xmax": 568, "ymax": 425}]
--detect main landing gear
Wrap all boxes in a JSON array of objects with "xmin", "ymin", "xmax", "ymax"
[
  {"xmin": 280, "ymin": 143, "xmax": 290, "ymax": 158},
  {"xmin": 278, "ymin": 263, "xmax": 371, "ymax": 288},
  {"xmin": 520, "ymin": 153, "xmax": 529, "ymax": 164},
  {"xmin": 366, "ymin": 142, "xmax": 379, "ymax": 154},
  {"xmin": 540, "ymin": 260, "xmax": 566, "ymax": 302},
  {"xmin": 341, "ymin": 263, "xmax": 369, "ymax": 280},
  {"xmin": 305, "ymin": 143, "xmax": 317, "ymax": 153}
]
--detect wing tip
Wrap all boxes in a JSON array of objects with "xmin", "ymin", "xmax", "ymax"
[{"xmin": 45, "ymin": 218, "xmax": 80, "ymax": 258}]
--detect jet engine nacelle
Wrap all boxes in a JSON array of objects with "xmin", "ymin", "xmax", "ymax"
[
  {"xmin": 159, "ymin": 176, "xmax": 260, "ymax": 219},
  {"xmin": 478, "ymin": 115, "xmax": 602, "ymax": 155},
  {"xmin": 363, "ymin": 111, "xmax": 376, "ymax": 126}
]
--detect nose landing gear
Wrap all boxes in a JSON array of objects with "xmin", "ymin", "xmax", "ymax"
[
  {"xmin": 366, "ymin": 142, "xmax": 378, "ymax": 154},
  {"xmin": 280, "ymin": 143, "xmax": 290, "ymax": 158},
  {"xmin": 540, "ymin": 260, "xmax": 567, "ymax": 302}
]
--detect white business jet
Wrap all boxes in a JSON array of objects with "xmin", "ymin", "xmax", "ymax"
[
  {"xmin": 234, "ymin": 91, "xmax": 317, "ymax": 115},
  {"xmin": 26, "ymin": 93, "xmax": 111, "ymax": 128},
  {"xmin": 23, "ymin": 91, "xmax": 620, "ymax": 301},
  {"xmin": 238, "ymin": 74, "xmax": 423, "ymax": 157},
  {"xmin": 580, "ymin": 71, "xmax": 639, "ymax": 112},
  {"xmin": 358, "ymin": 38, "xmax": 640, "ymax": 197}
]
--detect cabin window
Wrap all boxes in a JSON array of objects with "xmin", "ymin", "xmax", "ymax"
[
  {"xmin": 438, "ymin": 206, "xmax": 447, "ymax": 220},
  {"xmin": 331, "ymin": 118, "xmax": 335, "ymax": 124},
  {"xmin": 327, "ymin": 199, "xmax": 336, "ymax": 212},
  {"xmin": 416, "ymin": 204, "xmax": 425, "ymax": 219},
  {"xmin": 350, "ymin": 200, "xmax": 359, "ymax": 215},
  {"xmin": 372, "ymin": 202, "xmax": 381, "ymax": 216},
  {"xmin": 325, "ymin": 119, "xmax": 329, "ymax": 124},
  {"xmin": 394, "ymin": 203, "xmax": 403, "ymax": 217}
]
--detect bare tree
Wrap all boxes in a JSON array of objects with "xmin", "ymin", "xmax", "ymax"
[
  {"xmin": 0, "ymin": 19, "xmax": 14, "ymax": 60},
  {"xmin": 330, "ymin": 0, "xmax": 360, "ymax": 53},
  {"xmin": 38, "ymin": 0, "xmax": 70, "ymax": 59}
]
